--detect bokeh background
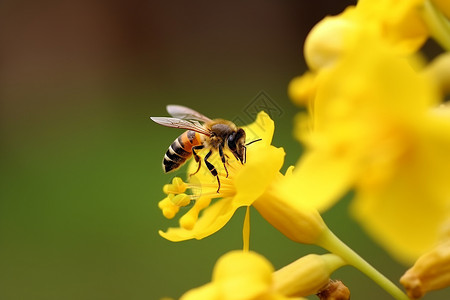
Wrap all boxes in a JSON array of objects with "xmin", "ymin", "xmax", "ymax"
[{"xmin": 1, "ymin": 1, "xmax": 449, "ymax": 299}]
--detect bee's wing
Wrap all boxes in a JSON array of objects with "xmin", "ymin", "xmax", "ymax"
[
  {"xmin": 166, "ymin": 105, "xmax": 213, "ymax": 123},
  {"xmin": 150, "ymin": 117, "xmax": 211, "ymax": 136}
]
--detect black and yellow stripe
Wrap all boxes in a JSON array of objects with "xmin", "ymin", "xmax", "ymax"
[{"xmin": 162, "ymin": 130, "xmax": 202, "ymax": 173}]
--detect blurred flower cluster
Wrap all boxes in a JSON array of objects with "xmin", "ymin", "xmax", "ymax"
[{"xmin": 155, "ymin": 1, "xmax": 450, "ymax": 299}]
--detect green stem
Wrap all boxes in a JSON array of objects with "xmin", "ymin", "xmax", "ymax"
[
  {"xmin": 317, "ymin": 228, "xmax": 409, "ymax": 300},
  {"xmin": 422, "ymin": 0, "xmax": 450, "ymax": 51}
]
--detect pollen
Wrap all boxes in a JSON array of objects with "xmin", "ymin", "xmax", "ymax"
[
  {"xmin": 158, "ymin": 195, "xmax": 180, "ymax": 219},
  {"xmin": 171, "ymin": 193, "xmax": 191, "ymax": 207},
  {"xmin": 163, "ymin": 177, "xmax": 187, "ymax": 194},
  {"xmin": 159, "ymin": 171, "xmax": 238, "ymax": 226}
]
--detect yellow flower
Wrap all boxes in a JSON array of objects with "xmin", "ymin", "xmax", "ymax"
[
  {"xmin": 252, "ymin": 168, "xmax": 327, "ymax": 245},
  {"xmin": 356, "ymin": 0, "xmax": 428, "ymax": 53},
  {"xmin": 294, "ymin": 0, "xmax": 437, "ymax": 107},
  {"xmin": 158, "ymin": 112, "xmax": 285, "ymax": 241},
  {"xmin": 180, "ymin": 250, "xmax": 344, "ymax": 300},
  {"xmin": 156, "ymin": 112, "xmax": 408, "ymax": 299},
  {"xmin": 158, "ymin": 111, "xmax": 329, "ymax": 246},
  {"xmin": 286, "ymin": 30, "xmax": 450, "ymax": 264},
  {"xmin": 304, "ymin": 0, "xmax": 428, "ymax": 74},
  {"xmin": 400, "ymin": 238, "xmax": 450, "ymax": 299}
]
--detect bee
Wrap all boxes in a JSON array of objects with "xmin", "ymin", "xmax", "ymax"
[{"xmin": 151, "ymin": 105, "xmax": 258, "ymax": 192}]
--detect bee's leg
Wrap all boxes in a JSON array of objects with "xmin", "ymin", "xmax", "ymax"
[
  {"xmin": 204, "ymin": 150, "xmax": 221, "ymax": 193},
  {"xmin": 190, "ymin": 145, "xmax": 204, "ymax": 176},
  {"xmin": 218, "ymin": 145, "xmax": 229, "ymax": 178}
]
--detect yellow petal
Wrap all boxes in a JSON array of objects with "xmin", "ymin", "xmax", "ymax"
[
  {"xmin": 352, "ymin": 114, "xmax": 450, "ymax": 264},
  {"xmin": 357, "ymin": 0, "xmax": 428, "ymax": 53},
  {"xmin": 241, "ymin": 111, "xmax": 275, "ymax": 146},
  {"xmin": 351, "ymin": 173, "xmax": 449, "ymax": 264},
  {"xmin": 304, "ymin": 8, "xmax": 359, "ymax": 71},
  {"xmin": 213, "ymin": 250, "xmax": 274, "ymax": 280},
  {"xmin": 234, "ymin": 146, "xmax": 285, "ymax": 202},
  {"xmin": 159, "ymin": 197, "xmax": 238, "ymax": 241},
  {"xmin": 279, "ymin": 149, "xmax": 359, "ymax": 212},
  {"xmin": 180, "ymin": 283, "xmax": 219, "ymax": 300},
  {"xmin": 213, "ymin": 251, "xmax": 273, "ymax": 300},
  {"xmin": 288, "ymin": 74, "xmax": 317, "ymax": 106}
]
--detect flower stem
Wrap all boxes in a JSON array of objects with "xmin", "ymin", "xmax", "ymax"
[
  {"xmin": 242, "ymin": 206, "xmax": 250, "ymax": 252},
  {"xmin": 317, "ymin": 228, "xmax": 409, "ymax": 300}
]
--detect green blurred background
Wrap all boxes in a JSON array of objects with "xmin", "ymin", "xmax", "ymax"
[{"xmin": 1, "ymin": 1, "xmax": 449, "ymax": 299}]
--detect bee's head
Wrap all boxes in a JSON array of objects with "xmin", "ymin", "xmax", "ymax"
[{"xmin": 227, "ymin": 128, "xmax": 246, "ymax": 164}]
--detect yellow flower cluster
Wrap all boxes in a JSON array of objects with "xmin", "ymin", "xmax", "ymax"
[
  {"xmin": 287, "ymin": 0, "xmax": 450, "ymax": 298},
  {"xmin": 153, "ymin": 1, "xmax": 450, "ymax": 299}
]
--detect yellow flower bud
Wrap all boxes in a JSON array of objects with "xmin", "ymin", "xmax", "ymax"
[
  {"xmin": 253, "ymin": 185, "xmax": 327, "ymax": 245},
  {"xmin": 400, "ymin": 239, "xmax": 450, "ymax": 299},
  {"xmin": 273, "ymin": 254, "xmax": 346, "ymax": 297},
  {"xmin": 304, "ymin": 8, "xmax": 358, "ymax": 71},
  {"xmin": 288, "ymin": 73, "xmax": 317, "ymax": 106},
  {"xmin": 180, "ymin": 250, "xmax": 310, "ymax": 300}
]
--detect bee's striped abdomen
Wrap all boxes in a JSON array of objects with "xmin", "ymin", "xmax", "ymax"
[{"xmin": 163, "ymin": 130, "xmax": 202, "ymax": 173}]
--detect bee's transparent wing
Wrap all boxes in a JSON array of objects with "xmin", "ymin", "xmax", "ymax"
[
  {"xmin": 150, "ymin": 117, "xmax": 211, "ymax": 136},
  {"xmin": 166, "ymin": 105, "xmax": 213, "ymax": 123}
]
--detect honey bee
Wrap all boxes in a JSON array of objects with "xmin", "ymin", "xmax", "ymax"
[{"xmin": 151, "ymin": 105, "xmax": 258, "ymax": 192}]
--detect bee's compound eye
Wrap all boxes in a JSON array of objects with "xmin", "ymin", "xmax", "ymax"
[{"xmin": 227, "ymin": 132, "xmax": 237, "ymax": 150}]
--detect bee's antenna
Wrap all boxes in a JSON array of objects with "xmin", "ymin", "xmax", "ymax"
[{"xmin": 245, "ymin": 138, "xmax": 262, "ymax": 146}]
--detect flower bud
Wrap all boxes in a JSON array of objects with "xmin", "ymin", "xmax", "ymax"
[
  {"xmin": 304, "ymin": 9, "xmax": 358, "ymax": 71},
  {"xmin": 272, "ymin": 254, "xmax": 346, "ymax": 297},
  {"xmin": 180, "ymin": 250, "xmax": 275, "ymax": 300},
  {"xmin": 400, "ymin": 239, "xmax": 450, "ymax": 299},
  {"xmin": 288, "ymin": 73, "xmax": 317, "ymax": 106},
  {"xmin": 253, "ymin": 187, "xmax": 327, "ymax": 245}
]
